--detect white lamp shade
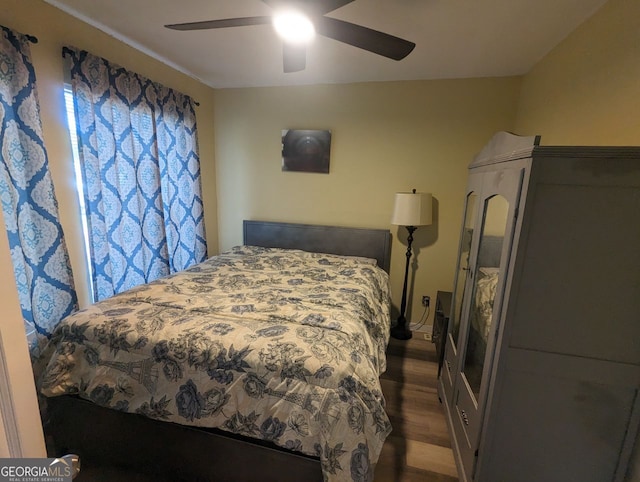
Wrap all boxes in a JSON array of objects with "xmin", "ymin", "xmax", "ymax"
[{"xmin": 391, "ymin": 191, "xmax": 433, "ymax": 226}]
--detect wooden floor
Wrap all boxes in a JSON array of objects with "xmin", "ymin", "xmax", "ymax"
[
  {"xmin": 73, "ymin": 334, "xmax": 459, "ymax": 482},
  {"xmin": 375, "ymin": 335, "xmax": 459, "ymax": 482}
]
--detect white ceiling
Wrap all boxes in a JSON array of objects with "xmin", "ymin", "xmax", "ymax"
[{"xmin": 44, "ymin": 0, "xmax": 607, "ymax": 89}]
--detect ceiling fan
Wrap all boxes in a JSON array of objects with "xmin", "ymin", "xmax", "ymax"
[{"xmin": 165, "ymin": 0, "xmax": 416, "ymax": 73}]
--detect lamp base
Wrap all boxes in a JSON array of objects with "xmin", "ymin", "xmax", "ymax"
[{"xmin": 390, "ymin": 317, "xmax": 413, "ymax": 340}]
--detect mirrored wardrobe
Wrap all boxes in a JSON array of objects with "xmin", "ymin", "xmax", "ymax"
[{"xmin": 439, "ymin": 132, "xmax": 640, "ymax": 482}]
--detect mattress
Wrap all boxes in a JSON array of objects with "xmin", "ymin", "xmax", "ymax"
[{"xmin": 38, "ymin": 245, "xmax": 392, "ymax": 482}]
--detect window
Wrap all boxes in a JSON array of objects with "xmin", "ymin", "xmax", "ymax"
[{"xmin": 64, "ymin": 85, "xmax": 95, "ymax": 302}]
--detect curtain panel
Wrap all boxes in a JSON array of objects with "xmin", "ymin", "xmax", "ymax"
[
  {"xmin": 0, "ymin": 26, "xmax": 78, "ymax": 338},
  {"xmin": 63, "ymin": 46, "xmax": 207, "ymax": 301}
]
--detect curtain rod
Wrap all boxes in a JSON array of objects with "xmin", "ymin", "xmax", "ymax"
[{"xmin": 60, "ymin": 45, "xmax": 201, "ymax": 106}]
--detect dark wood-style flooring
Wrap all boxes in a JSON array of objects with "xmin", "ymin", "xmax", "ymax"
[
  {"xmin": 73, "ymin": 334, "xmax": 458, "ymax": 481},
  {"xmin": 375, "ymin": 334, "xmax": 459, "ymax": 481}
]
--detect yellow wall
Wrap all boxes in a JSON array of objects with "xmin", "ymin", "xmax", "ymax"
[
  {"xmin": 0, "ymin": 209, "xmax": 46, "ymax": 456},
  {"xmin": 0, "ymin": 0, "xmax": 218, "ymax": 308},
  {"xmin": 514, "ymin": 0, "xmax": 640, "ymax": 145},
  {"xmin": 214, "ymin": 78, "xmax": 521, "ymax": 326}
]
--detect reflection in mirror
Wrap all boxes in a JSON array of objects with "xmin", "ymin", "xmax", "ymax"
[
  {"xmin": 451, "ymin": 193, "xmax": 477, "ymax": 348},
  {"xmin": 463, "ymin": 194, "xmax": 509, "ymax": 402}
]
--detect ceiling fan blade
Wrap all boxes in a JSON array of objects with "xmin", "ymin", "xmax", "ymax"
[
  {"xmin": 283, "ymin": 43, "xmax": 306, "ymax": 72},
  {"xmin": 313, "ymin": 0, "xmax": 355, "ymax": 14},
  {"xmin": 262, "ymin": 0, "xmax": 354, "ymax": 15},
  {"xmin": 315, "ymin": 16, "xmax": 415, "ymax": 60},
  {"xmin": 165, "ymin": 16, "xmax": 271, "ymax": 31}
]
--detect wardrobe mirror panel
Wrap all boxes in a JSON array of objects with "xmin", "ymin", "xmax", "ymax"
[
  {"xmin": 463, "ymin": 194, "xmax": 508, "ymax": 401},
  {"xmin": 451, "ymin": 192, "xmax": 477, "ymax": 348}
]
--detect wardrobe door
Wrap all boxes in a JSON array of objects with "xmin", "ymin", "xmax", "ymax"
[
  {"xmin": 442, "ymin": 174, "xmax": 483, "ymax": 405},
  {"xmin": 451, "ymin": 167, "xmax": 524, "ymax": 478}
]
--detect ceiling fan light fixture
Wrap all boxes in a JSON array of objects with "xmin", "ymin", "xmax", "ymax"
[{"xmin": 272, "ymin": 10, "xmax": 315, "ymax": 44}]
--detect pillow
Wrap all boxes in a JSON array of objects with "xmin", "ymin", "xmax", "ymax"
[{"xmin": 227, "ymin": 245, "xmax": 377, "ymax": 267}]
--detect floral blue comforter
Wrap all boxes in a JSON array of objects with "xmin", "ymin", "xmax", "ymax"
[{"xmin": 39, "ymin": 246, "xmax": 392, "ymax": 481}]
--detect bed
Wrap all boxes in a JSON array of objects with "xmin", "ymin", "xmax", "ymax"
[{"xmin": 38, "ymin": 221, "xmax": 393, "ymax": 482}]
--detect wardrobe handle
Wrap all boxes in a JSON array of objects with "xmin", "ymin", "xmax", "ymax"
[{"xmin": 461, "ymin": 409, "xmax": 469, "ymax": 426}]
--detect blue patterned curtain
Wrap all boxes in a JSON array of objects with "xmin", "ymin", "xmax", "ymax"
[
  {"xmin": 63, "ymin": 46, "xmax": 207, "ymax": 301},
  {"xmin": 0, "ymin": 26, "xmax": 78, "ymax": 338}
]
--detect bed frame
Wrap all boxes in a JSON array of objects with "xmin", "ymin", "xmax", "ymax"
[{"xmin": 45, "ymin": 221, "xmax": 392, "ymax": 481}]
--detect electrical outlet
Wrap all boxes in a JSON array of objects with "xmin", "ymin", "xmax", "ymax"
[
  {"xmin": 423, "ymin": 332, "xmax": 432, "ymax": 341},
  {"xmin": 422, "ymin": 295, "xmax": 430, "ymax": 307}
]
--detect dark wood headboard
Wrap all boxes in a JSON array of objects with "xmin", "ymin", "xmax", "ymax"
[{"xmin": 243, "ymin": 220, "xmax": 391, "ymax": 273}]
